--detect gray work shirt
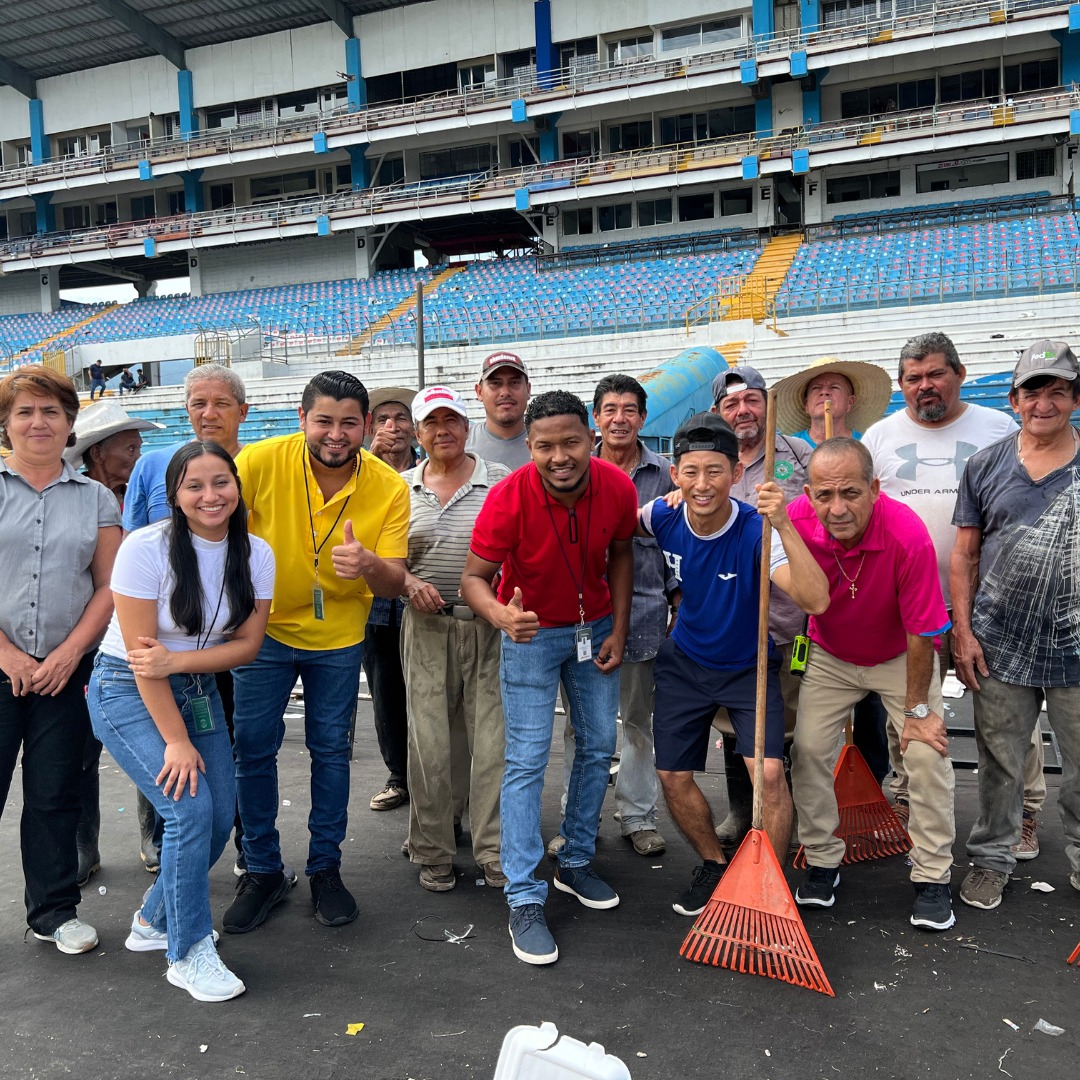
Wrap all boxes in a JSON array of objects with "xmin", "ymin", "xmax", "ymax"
[
  {"xmin": 465, "ymin": 423, "xmax": 531, "ymax": 471},
  {"xmin": 0, "ymin": 458, "xmax": 120, "ymax": 657},
  {"xmin": 594, "ymin": 443, "xmax": 677, "ymax": 663},
  {"xmin": 406, "ymin": 454, "xmax": 511, "ymax": 601},
  {"xmin": 730, "ymin": 433, "xmax": 813, "ymax": 645}
]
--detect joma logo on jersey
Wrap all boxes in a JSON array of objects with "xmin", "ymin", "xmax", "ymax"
[{"xmin": 663, "ymin": 551, "xmax": 683, "ymax": 582}]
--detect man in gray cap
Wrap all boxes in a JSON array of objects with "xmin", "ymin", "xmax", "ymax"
[
  {"xmin": 709, "ymin": 366, "xmax": 813, "ymax": 848},
  {"xmin": 953, "ymin": 340, "xmax": 1080, "ymax": 911}
]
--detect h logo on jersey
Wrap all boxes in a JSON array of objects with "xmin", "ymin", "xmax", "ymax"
[
  {"xmin": 664, "ymin": 550, "xmax": 683, "ymax": 583},
  {"xmin": 895, "ymin": 441, "xmax": 978, "ymax": 481}
]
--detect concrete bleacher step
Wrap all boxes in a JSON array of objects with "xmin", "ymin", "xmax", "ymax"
[{"xmin": 722, "ymin": 233, "xmax": 803, "ymax": 323}]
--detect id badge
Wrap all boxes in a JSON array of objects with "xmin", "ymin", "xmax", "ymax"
[
  {"xmin": 313, "ymin": 586, "xmax": 325, "ymax": 621},
  {"xmin": 575, "ymin": 625, "xmax": 593, "ymax": 663},
  {"xmin": 191, "ymin": 696, "xmax": 215, "ymax": 733}
]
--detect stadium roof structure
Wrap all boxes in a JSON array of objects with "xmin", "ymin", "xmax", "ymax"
[{"xmin": 0, "ymin": 0, "xmax": 428, "ymax": 97}]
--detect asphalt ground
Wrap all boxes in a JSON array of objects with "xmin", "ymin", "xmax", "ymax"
[{"xmin": 1, "ymin": 692, "xmax": 1077, "ymax": 1080}]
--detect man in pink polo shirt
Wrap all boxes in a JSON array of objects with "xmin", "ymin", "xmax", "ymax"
[{"xmin": 787, "ymin": 438, "xmax": 956, "ymax": 932}]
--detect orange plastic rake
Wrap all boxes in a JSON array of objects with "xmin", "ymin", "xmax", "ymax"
[
  {"xmin": 1069, "ymin": 940, "xmax": 1080, "ymax": 966},
  {"xmin": 680, "ymin": 389, "xmax": 834, "ymax": 997},
  {"xmin": 793, "ymin": 741, "xmax": 911, "ymax": 868}
]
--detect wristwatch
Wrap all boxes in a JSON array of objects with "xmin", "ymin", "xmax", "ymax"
[{"xmin": 904, "ymin": 704, "xmax": 931, "ymax": 719}]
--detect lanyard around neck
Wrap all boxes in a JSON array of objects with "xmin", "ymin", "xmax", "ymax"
[
  {"xmin": 302, "ymin": 455, "xmax": 354, "ymax": 585},
  {"xmin": 543, "ymin": 473, "xmax": 593, "ymax": 625}
]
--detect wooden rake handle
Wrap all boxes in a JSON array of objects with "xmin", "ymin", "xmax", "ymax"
[{"xmin": 751, "ymin": 387, "xmax": 778, "ymax": 833}]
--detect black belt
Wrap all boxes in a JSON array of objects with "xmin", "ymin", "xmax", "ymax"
[{"xmin": 436, "ymin": 604, "xmax": 475, "ymax": 621}]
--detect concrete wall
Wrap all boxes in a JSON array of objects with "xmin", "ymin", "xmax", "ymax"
[
  {"xmin": 0, "ymin": 271, "xmax": 46, "ymax": 316},
  {"xmin": 196, "ymin": 234, "xmax": 359, "ymax": 294},
  {"xmin": 0, "ymin": 87, "xmax": 31, "ymax": 143},
  {"xmin": 552, "ymin": 0, "xmax": 748, "ymax": 41}
]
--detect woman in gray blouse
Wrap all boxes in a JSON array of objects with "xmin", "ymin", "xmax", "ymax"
[{"xmin": 0, "ymin": 365, "xmax": 122, "ymax": 955}]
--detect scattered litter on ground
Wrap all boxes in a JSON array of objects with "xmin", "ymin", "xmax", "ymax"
[
  {"xmin": 1002, "ymin": 1019, "xmax": 1018, "ymax": 1032},
  {"xmin": 959, "ymin": 942, "xmax": 1034, "ymax": 963},
  {"xmin": 199, "ymin": 1045, "xmax": 207, "ymax": 1054},
  {"xmin": 98, "ymin": 886, "xmax": 106, "ymax": 895},
  {"xmin": 432, "ymin": 1030, "xmax": 466, "ymax": 1038},
  {"xmin": 1033, "ymin": 1019, "xmax": 1064, "ymax": 1036},
  {"xmin": 444, "ymin": 924, "xmax": 474, "ymax": 944},
  {"xmin": 997, "ymin": 1048, "xmax": 1013, "ymax": 1076},
  {"xmin": 636, "ymin": 1052, "xmax": 647, "ymax": 1058},
  {"xmin": 764, "ymin": 1050, "xmax": 771, "ymax": 1058},
  {"xmin": 345, "ymin": 1023, "xmax": 365, "ymax": 1036},
  {"xmin": 475, "ymin": 878, "xmax": 485, "ymax": 886},
  {"xmin": 303, "ymin": 1013, "xmax": 321, "ymax": 1018},
  {"xmin": 894, "ymin": 946, "xmax": 912, "ymax": 959},
  {"xmin": 873, "ymin": 982, "xmax": 888, "ymax": 992},
  {"xmin": 1030, "ymin": 882, "xmax": 1055, "ymax": 893},
  {"xmin": 410, "ymin": 915, "xmax": 474, "ymax": 943},
  {"xmin": 282, "ymin": 799, "xmax": 291, "ymax": 806}
]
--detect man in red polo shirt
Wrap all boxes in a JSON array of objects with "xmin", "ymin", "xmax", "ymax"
[
  {"xmin": 462, "ymin": 390, "xmax": 637, "ymax": 966},
  {"xmin": 787, "ymin": 437, "xmax": 957, "ymax": 932}
]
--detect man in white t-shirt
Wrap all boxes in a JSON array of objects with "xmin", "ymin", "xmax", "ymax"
[{"xmin": 862, "ymin": 331, "xmax": 1043, "ymax": 859}]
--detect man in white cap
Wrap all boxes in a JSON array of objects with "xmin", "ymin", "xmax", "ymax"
[
  {"xmin": 362, "ymin": 387, "xmax": 418, "ymax": 813},
  {"xmin": 63, "ymin": 401, "xmax": 164, "ymax": 886},
  {"xmin": 399, "ymin": 385, "xmax": 510, "ymax": 892},
  {"xmin": 861, "ymin": 333, "xmax": 1037, "ymax": 850},
  {"xmin": 466, "ymin": 351, "xmax": 532, "ymax": 470},
  {"xmin": 953, "ymin": 340, "xmax": 1080, "ymax": 911}
]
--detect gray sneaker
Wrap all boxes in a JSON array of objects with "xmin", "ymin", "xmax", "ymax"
[
  {"xmin": 167, "ymin": 935, "xmax": 245, "ymax": 1002},
  {"xmin": 34, "ymin": 917, "xmax": 99, "ymax": 955},
  {"xmin": 960, "ymin": 867, "xmax": 1009, "ymax": 910}
]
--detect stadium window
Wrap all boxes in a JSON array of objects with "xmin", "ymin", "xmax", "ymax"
[
  {"xmin": 823, "ymin": 0, "xmax": 895, "ymax": 27},
  {"xmin": 559, "ymin": 38, "xmax": 598, "ymax": 74},
  {"xmin": 459, "ymin": 62, "xmax": 496, "ymax": 92},
  {"xmin": 841, "ymin": 78, "xmax": 933, "ymax": 119},
  {"xmin": 915, "ymin": 154, "xmax": 1009, "ymax": 193},
  {"xmin": 335, "ymin": 164, "xmax": 352, "ymax": 188},
  {"xmin": 1003, "ymin": 58, "xmax": 1058, "ymax": 95},
  {"xmin": 607, "ymin": 120, "xmax": 653, "ymax": 155},
  {"xmin": 678, "ymin": 192, "xmax": 715, "ymax": 221},
  {"xmin": 94, "ymin": 201, "xmax": 118, "ymax": 227},
  {"xmin": 124, "ymin": 123, "xmax": 151, "ymax": 146},
  {"xmin": 562, "ymin": 130, "xmax": 599, "ymax": 158},
  {"xmin": 56, "ymin": 130, "xmax": 110, "ymax": 159},
  {"xmin": 826, "ymin": 170, "xmax": 900, "ymax": 203},
  {"xmin": 508, "ymin": 137, "xmax": 540, "ymax": 168},
  {"xmin": 402, "ymin": 64, "xmax": 458, "ymax": 101},
  {"xmin": 502, "ymin": 49, "xmax": 536, "ymax": 81},
  {"xmin": 418, "ymin": 144, "xmax": 494, "ymax": 180},
  {"xmin": 720, "ymin": 187, "xmax": 754, "ymax": 215},
  {"xmin": 209, "ymin": 184, "xmax": 234, "ymax": 210},
  {"xmin": 638, "ymin": 198, "xmax": 673, "ymax": 226},
  {"xmin": 939, "ymin": 67, "xmax": 1000, "ymax": 104},
  {"xmin": 277, "ymin": 89, "xmax": 319, "ymax": 118},
  {"xmin": 597, "ymin": 203, "xmax": 633, "ymax": 231},
  {"xmin": 659, "ymin": 106, "xmax": 755, "ymax": 146},
  {"xmin": 607, "ymin": 35, "xmax": 654, "ymax": 64},
  {"xmin": 1015, "ymin": 148, "xmax": 1055, "ymax": 180},
  {"xmin": 130, "ymin": 194, "xmax": 157, "ymax": 219},
  {"xmin": 14, "ymin": 143, "xmax": 32, "ymax": 167},
  {"xmin": 250, "ymin": 170, "xmax": 319, "ymax": 203},
  {"xmin": 376, "ymin": 155, "xmax": 405, "ymax": 186},
  {"xmin": 563, "ymin": 208, "xmax": 594, "ymax": 236},
  {"xmin": 659, "ymin": 18, "xmax": 742, "ymax": 52},
  {"xmin": 167, "ymin": 191, "xmax": 185, "ymax": 215},
  {"xmin": 18, "ymin": 211, "xmax": 36, "ymax": 236},
  {"xmin": 0, "ymin": 216, "xmax": 7, "ymax": 240},
  {"xmin": 62, "ymin": 205, "xmax": 91, "ymax": 230}
]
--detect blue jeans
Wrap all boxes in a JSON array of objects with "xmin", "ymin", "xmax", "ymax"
[
  {"xmin": 231, "ymin": 634, "xmax": 362, "ymax": 877},
  {"xmin": 500, "ymin": 615, "xmax": 619, "ymax": 908},
  {"xmin": 89, "ymin": 379, "xmax": 105, "ymax": 400},
  {"xmin": 88, "ymin": 653, "xmax": 234, "ymax": 962}
]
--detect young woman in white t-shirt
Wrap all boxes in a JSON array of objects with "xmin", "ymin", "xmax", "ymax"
[{"xmin": 88, "ymin": 441, "xmax": 275, "ymax": 1002}]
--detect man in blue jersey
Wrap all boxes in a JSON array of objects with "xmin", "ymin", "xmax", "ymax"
[{"xmin": 639, "ymin": 412, "xmax": 830, "ymax": 916}]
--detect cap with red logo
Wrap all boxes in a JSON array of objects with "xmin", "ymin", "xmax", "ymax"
[
  {"xmin": 478, "ymin": 350, "xmax": 529, "ymax": 382},
  {"xmin": 412, "ymin": 385, "xmax": 470, "ymax": 425}
]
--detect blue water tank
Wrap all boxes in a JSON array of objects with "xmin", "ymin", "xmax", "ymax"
[{"xmin": 639, "ymin": 346, "xmax": 735, "ymax": 446}]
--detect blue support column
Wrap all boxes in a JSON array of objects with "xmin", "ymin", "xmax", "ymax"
[
  {"xmin": 346, "ymin": 38, "xmax": 367, "ymax": 111},
  {"xmin": 538, "ymin": 112, "xmax": 561, "ymax": 163},
  {"xmin": 752, "ymin": 0, "xmax": 775, "ymax": 40},
  {"xmin": 801, "ymin": 0, "xmax": 821, "ymax": 34},
  {"xmin": 347, "ymin": 145, "xmax": 370, "ymax": 189},
  {"xmin": 803, "ymin": 67, "xmax": 828, "ymax": 128},
  {"xmin": 33, "ymin": 193, "xmax": 55, "ymax": 235},
  {"xmin": 1053, "ymin": 28, "xmax": 1080, "ymax": 84},
  {"xmin": 178, "ymin": 69, "xmax": 198, "ymax": 141},
  {"xmin": 29, "ymin": 98, "xmax": 49, "ymax": 164},
  {"xmin": 534, "ymin": 0, "xmax": 557, "ymax": 89},
  {"xmin": 755, "ymin": 98, "xmax": 772, "ymax": 138},
  {"xmin": 182, "ymin": 169, "xmax": 204, "ymax": 212}
]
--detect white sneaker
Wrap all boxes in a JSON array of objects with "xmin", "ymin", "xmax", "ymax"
[
  {"xmin": 34, "ymin": 917, "xmax": 99, "ymax": 955},
  {"xmin": 167, "ymin": 934, "xmax": 246, "ymax": 1002},
  {"xmin": 125, "ymin": 912, "xmax": 219, "ymax": 953}
]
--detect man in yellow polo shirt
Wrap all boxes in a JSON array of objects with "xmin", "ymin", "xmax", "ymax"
[{"xmin": 225, "ymin": 371, "xmax": 409, "ymax": 933}]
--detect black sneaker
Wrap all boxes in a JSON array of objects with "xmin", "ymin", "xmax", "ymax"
[
  {"xmin": 795, "ymin": 866, "xmax": 840, "ymax": 908},
  {"xmin": 310, "ymin": 867, "xmax": 358, "ymax": 927},
  {"xmin": 673, "ymin": 861, "xmax": 725, "ymax": 917},
  {"xmin": 222, "ymin": 870, "xmax": 292, "ymax": 934},
  {"xmin": 910, "ymin": 882, "xmax": 955, "ymax": 931}
]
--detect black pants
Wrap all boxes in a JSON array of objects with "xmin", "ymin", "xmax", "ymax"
[
  {"xmin": 0, "ymin": 652, "xmax": 94, "ymax": 934},
  {"xmin": 362, "ymin": 616, "xmax": 409, "ymax": 789}
]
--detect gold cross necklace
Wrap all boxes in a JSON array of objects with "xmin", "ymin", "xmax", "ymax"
[{"xmin": 833, "ymin": 552, "xmax": 867, "ymax": 599}]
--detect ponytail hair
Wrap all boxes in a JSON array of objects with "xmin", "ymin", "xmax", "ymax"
[{"xmin": 164, "ymin": 441, "xmax": 255, "ymax": 638}]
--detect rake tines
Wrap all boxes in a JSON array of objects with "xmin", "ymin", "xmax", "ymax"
[
  {"xmin": 681, "ymin": 830, "xmax": 834, "ymax": 997},
  {"xmin": 1069, "ymin": 941, "xmax": 1080, "ymax": 966},
  {"xmin": 793, "ymin": 743, "xmax": 911, "ymax": 868}
]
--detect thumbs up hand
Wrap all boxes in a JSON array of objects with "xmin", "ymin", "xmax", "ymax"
[
  {"xmin": 331, "ymin": 518, "xmax": 370, "ymax": 580},
  {"xmin": 501, "ymin": 586, "xmax": 540, "ymax": 643}
]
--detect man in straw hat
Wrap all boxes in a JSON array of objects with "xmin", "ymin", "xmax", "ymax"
[
  {"xmin": 63, "ymin": 400, "xmax": 163, "ymax": 887},
  {"xmin": 861, "ymin": 333, "xmax": 1036, "ymax": 848},
  {"xmin": 776, "ymin": 356, "xmax": 892, "ymax": 447},
  {"xmin": 640, "ymin": 412, "xmax": 829, "ymax": 918},
  {"xmin": 952, "ymin": 341, "xmax": 1080, "ymax": 911},
  {"xmin": 787, "ymin": 438, "xmax": 956, "ymax": 931},
  {"xmin": 362, "ymin": 386, "xmax": 418, "ymax": 816}
]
